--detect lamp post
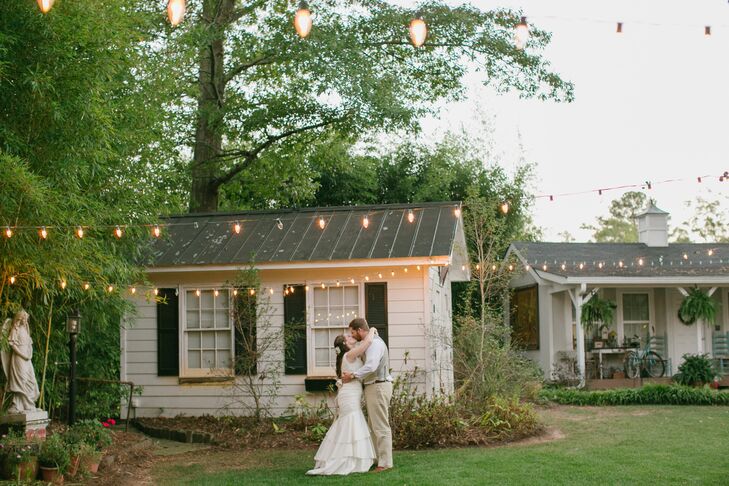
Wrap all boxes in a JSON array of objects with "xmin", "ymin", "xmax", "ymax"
[{"xmin": 66, "ymin": 310, "xmax": 81, "ymax": 426}]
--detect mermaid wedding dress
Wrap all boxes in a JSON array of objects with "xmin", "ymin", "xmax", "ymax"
[{"xmin": 306, "ymin": 357, "xmax": 376, "ymax": 475}]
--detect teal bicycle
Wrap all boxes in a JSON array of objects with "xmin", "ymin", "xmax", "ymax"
[{"xmin": 623, "ymin": 336, "xmax": 666, "ymax": 379}]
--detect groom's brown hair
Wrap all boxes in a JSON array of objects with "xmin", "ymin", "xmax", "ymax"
[{"xmin": 348, "ymin": 317, "xmax": 369, "ymax": 331}]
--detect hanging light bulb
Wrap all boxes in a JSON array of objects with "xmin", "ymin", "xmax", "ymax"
[
  {"xmin": 598, "ymin": 262, "xmax": 604, "ymax": 269},
  {"xmin": 500, "ymin": 201, "xmax": 510, "ymax": 215},
  {"xmin": 214, "ymin": 289, "xmax": 219, "ymax": 297},
  {"xmin": 84, "ymin": 283, "xmax": 91, "ymax": 291},
  {"xmin": 350, "ymin": 278, "xmax": 355, "ymax": 284},
  {"xmin": 514, "ymin": 16, "xmax": 529, "ymax": 50},
  {"xmin": 276, "ymin": 218, "xmax": 284, "ymax": 230},
  {"xmin": 416, "ymin": 265, "xmax": 421, "ymax": 271},
  {"xmin": 619, "ymin": 260, "xmax": 624, "ymax": 268},
  {"xmin": 107, "ymin": 285, "xmax": 114, "ymax": 293},
  {"xmin": 318, "ymin": 217, "xmax": 326, "ymax": 229},
  {"xmin": 152, "ymin": 225, "xmax": 161, "ymax": 238},
  {"xmin": 269, "ymin": 287, "xmax": 274, "ymax": 295},
  {"xmin": 289, "ymin": 287, "xmax": 295, "ymax": 294},
  {"xmin": 407, "ymin": 210, "xmax": 415, "ymax": 223},
  {"xmin": 579, "ymin": 263, "xmax": 584, "ymax": 270},
  {"xmin": 508, "ymin": 264, "xmax": 514, "ymax": 271},
  {"xmin": 409, "ymin": 15, "xmax": 427, "ymax": 48},
  {"xmin": 683, "ymin": 253, "xmax": 688, "ymax": 260},
  {"xmin": 233, "ymin": 289, "xmax": 238, "ymax": 296},
  {"xmin": 542, "ymin": 264, "xmax": 548, "ymax": 271},
  {"xmin": 250, "ymin": 288, "xmax": 256, "ymax": 296},
  {"xmin": 304, "ymin": 285, "xmax": 309, "ymax": 291},
  {"xmin": 294, "ymin": 2, "xmax": 313, "ymax": 38},
  {"xmin": 708, "ymin": 249, "xmax": 714, "ymax": 256},
  {"xmin": 4, "ymin": 227, "xmax": 12, "ymax": 238},
  {"xmin": 362, "ymin": 216, "xmax": 370, "ymax": 229},
  {"xmin": 336, "ymin": 280, "xmax": 340, "ymax": 287},
  {"xmin": 167, "ymin": 0, "xmax": 186, "ymax": 27},
  {"xmin": 705, "ymin": 26, "xmax": 711, "ymax": 37},
  {"xmin": 391, "ymin": 271, "xmax": 395, "ymax": 277},
  {"xmin": 154, "ymin": 288, "xmax": 159, "ymax": 296},
  {"xmin": 37, "ymin": 0, "xmax": 54, "ymax": 14},
  {"xmin": 365, "ymin": 276, "xmax": 370, "ymax": 281},
  {"xmin": 114, "ymin": 226, "xmax": 123, "ymax": 239},
  {"xmin": 616, "ymin": 22, "xmax": 623, "ymax": 33},
  {"xmin": 131, "ymin": 287, "xmax": 137, "ymax": 295},
  {"xmin": 378, "ymin": 273, "xmax": 383, "ymax": 279},
  {"xmin": 404, "ymin": 267, "xmax": 408, "ymax": 273},
  {"xmin": 76, "ymin": 227, "xmax": 84, "ymax": 239},
  {"xmin": 9, "ymin": 276, "xmax": 16, "ymax": 285},
  {"xmin": 491, "ymin": 264, "xmax": 497, "ymax": 271},
  {"xmin": 233, "ymin": 222, "xmax": 242, "ymax": 234},
  {"xmin": 39, "ymin": 227, "xmax": 48, "ymax": 240},
  {"xmin": 561, "ymin": 263, "xmax": 566, "ymax": 271},
  {"xmin": 454, "ymin": 207, "xmax": 461, "ymax": 218},
  {"xmin": 60, "ymin": 280, "xmax": 67, "ymax": 290},
  {"xmin": 638, "ymin": 258, "xmax": 644, "ymax": 266}
]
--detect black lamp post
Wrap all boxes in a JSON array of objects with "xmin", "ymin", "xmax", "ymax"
[{"xmin": 66, "ymin": 310, "xmax": 81, "ymax": 426}]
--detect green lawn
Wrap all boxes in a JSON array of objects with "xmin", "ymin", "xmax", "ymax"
[{"xmin": 151, "ymin": 405, "xmax": 729, "ymax": 485}]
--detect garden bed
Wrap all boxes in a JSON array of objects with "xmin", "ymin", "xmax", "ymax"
[{"xmin": 540, "ymin": 384, "xmax": 729, "ymax": 406}]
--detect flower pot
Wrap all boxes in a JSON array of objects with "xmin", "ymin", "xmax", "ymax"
[
  {"xmin": 83, "ymin": 458, "xmax": 100, "ymax": 474},
  {"xmin": 5, "ymin": 457, "xmax": 39, "ymax": 482},
  {"xmin": 40, "ymin": 465, "xmax": 64, "ymax": 483},
  {"xmin": 613, "ymin": 371, "xmax": 625, "ymax": 380},
  {"xmin": 68, "ymin": 455, "xmax": 80, "ymax": 477}
]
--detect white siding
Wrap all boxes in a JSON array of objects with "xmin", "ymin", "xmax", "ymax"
[
  {"xmin": 123, "ymin": 266, "xmax": 431, "ymax": 417},
  {"xmin": 425, "ymin": 267, "xmax": 454, "ymax": 395}
]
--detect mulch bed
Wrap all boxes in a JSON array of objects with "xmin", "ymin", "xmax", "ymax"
[{"xmin": 85, "ymin": 430, "xmax": 156, "ymax": 486}]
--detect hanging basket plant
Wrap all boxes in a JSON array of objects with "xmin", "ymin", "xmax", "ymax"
[
  {"xmin": 678, "ymin": 288, "xmax": 717, "ymax": 325},
  {"xmin": 581, "ymin": 296, "xmax": 616, "ymax": 330}
]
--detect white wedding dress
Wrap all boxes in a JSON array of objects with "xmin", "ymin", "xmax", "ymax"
[{"xmin": 306, "ymin": 356, "xmax": 376, "ymax": 475}]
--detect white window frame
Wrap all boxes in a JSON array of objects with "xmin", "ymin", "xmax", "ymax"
[
  {"xmin": 306, "ymin": 283, "xmax": 365, "ymax": 376},
  {"xmin": 178, "ymin": 286, "xmax": 235, "ymax": 378},
  {"xmin": 617, "ymin": 289, "xmax": 654, "ymax": 345}
]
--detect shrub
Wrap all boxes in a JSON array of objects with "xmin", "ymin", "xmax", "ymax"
[
  {"xmin": 540, "ymin": 384, "xmax": 729, "ymax": 406},
  {"xmin": 0, "ymin": 432, "xmax": 39, "ymax": 465},
  {"xmin": 478, "ymin": 396, "xmax": 541, "ymax": 441},
  {"xmin": 39, "ymin": 434, "xmax": 70, "ymax": 473},
  {"xmin": 65, "ymin": 419, "xmax": 113, "ymax": 451},
  {"xmin": 674, "ymin": 354, "xmax": 715, "ymax": 387}
]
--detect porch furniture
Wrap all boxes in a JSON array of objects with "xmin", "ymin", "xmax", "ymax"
[
  {"xmin": 713, "ymin": 332, "xmax": 729, "ymax": 374},
  {"xmin": 590, "ymin": 348, "xmax": 629, "ymax": 379},
  {"xmin": 650, "ymin": 334, "xmax": 672, "ymax": 377}
]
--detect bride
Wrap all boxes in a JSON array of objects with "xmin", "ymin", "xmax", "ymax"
[{"xmin": 306, "ymin": 327, "xmax": 378, "ymax": 475}]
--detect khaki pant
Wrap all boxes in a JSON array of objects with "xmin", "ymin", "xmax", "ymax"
[{"xmin": 364, "ymin": 381, "xmax": 393, "ymax": 468}]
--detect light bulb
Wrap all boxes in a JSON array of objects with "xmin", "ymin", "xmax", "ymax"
[
  {"xmin": 708, "ymin": 249, "xmax": 714, "ymax": 256},
  {"xmin": 362, "ymin": 216, "xmax": 369, "ymax": 229},
  {"xmin": 416, "ymin": 265, "xmax": 421, "ymax": 271},
  {"xmin": 214, "ymin": 289, "xmax": 219, "ymax": 297},
  {"xmin": 542, "ymin": 264, "xmax": 547, "ymax": 271},
  {"xmin": 76, "ymin": 227, "xmax": 84, "ymax": 239},
  {"xmin": 378, "ymin": 273, "xmax": 383, "ymax": 279},
  {"xmin": 561, "ymin": 264, "xmax": 566, "ymax": 271},
  {"xmin": 336, "ymin": 281, "xmax": 340, "ymax": 287},
  {"xmin": 37, "ymin": 0, "xmax": 54, "ymax": 14},
  {"xmin": 290, "ymin": 287, "xmax": 295, "ymax": 294},
  {"xmin": 508, "ymin": 264, "xmax": 514, "ymax": 271},
  {"xmin": 321, "ymin": 283, "xmax": 325, "ymax": 289},
  {"xmin": 114, "ymin": 226, "xmax": 123, "ymax": 239},
  {"xmin": 350, "ymin": 278, "xmax": 355, "ymax": 284},
  {"xmin": 269, "ymin": 288, "xmax": 274, "ymax": 295},
  {"xmin": 515, "ymin": 16, "xmax": 529, "ymax": 50},
  {"xmin": 131, "ymin": 287, "xmax": 137, "ymax": 295},
  {"xmin": 250, "ymin": 288, "xmax": 256, "ymax": 296},
  {"xmin": 233, "ymin": 289, "xmax": 238, "ymax": 296},
  {"xmin": 196, "ymin": 289, "xmax": 201, "ymax": 297},
  {"xmin": 40, "ymin": 227, "xmax": 48, "ymax": 239},
  {"xmin": 318, "ymin": 217, "xmax": 325, "ymax": 229},
  {"xmin": 294, "ymin": 2, "xmax": 313, "ymax": 38},
  {"xmin": 579, "ymin": 263, "xmax": 584, "ymax": 270},
  {"xmin": 304, "ymin": 285, "xmax": 309, "ymax": 291},
  {"xmin": 391, "ymin": 271, "xmax": 395, "ymax": 276},
  {"xmin": 500, "ymin": 202, "xmax": 510, "ymax": 215},
  {"xmin": 9, "ymin": 276, "xmax": 15, "ymax": 285},
  {"xmin": 365, "ymin": 276, "xmax": 369, "ymax": 281},
  {"xmin": 84, "ymin": 283, "xmax": 90, "ymax": 290},
  {"xmin": 683, "ymin": 253, "xmax": 688, "ymax": 260},
  {"xmin": 4, "ymin": 227, "xmax": 12, "ymax": 238},
  {"xmin": 233, "ymin": 222, "xmax": 242, "ymax": 234},
  {"xmin": 407, "ymin": 210, "xmax": 415, "ymax": 223},
  {"xmin": 638, "ymin": 258, "xmax": 644, "ymax": 266},
  {"xmin": 598, "ymin": 262, "xmax": 604, "ymax": 269},
  {"xmin": 491, "ymin": 264, "xmax": 497, "ymax": 271},
  {"xmin": 404, "ymin": 267, "xmax": 408, "ymax": 273},
  {"xmin": 409, "ymin": 17, "xmax": 427, "ymax": 47},
  {"xmin": 454, "ymin": 207, "xmax": 461, "ymax": 218},
  {"xmin": 167, "ymin": 0, "xmax": 186, "ymax": 27},
  {"xmin": 276, "ymin": 218, "xmax": 284, "ymax": 230},
  {"xmin": 153, "ymin": 225, "xmax": 161, "ymax": 238},
  {"xmin": 619, "ymin": 261, "xmax": 624, "ymax": 268},
  {"xmin": 107, "ymin": 285, "xmax": 114, "ymax": 293}
]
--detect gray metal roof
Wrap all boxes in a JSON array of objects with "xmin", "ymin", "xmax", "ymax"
[
  {"xmin": 637, "ymin": 203, "xmax": 668, "ymax": 217},
  {"xmin": 150, "ymin": 202, "xmax": 462, "ymax": 267},
  {"xmin": 511, "ymin": 242, "xmax": 729, "ymax": 277}
]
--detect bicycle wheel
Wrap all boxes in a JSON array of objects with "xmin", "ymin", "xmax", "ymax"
[
  {"xmin": 624, "ymin": 351, "xmax": 640, "ymax": 379},
  {"xmin": 643, "ymin": 351, "xmax": 665, "ymax": 378}
]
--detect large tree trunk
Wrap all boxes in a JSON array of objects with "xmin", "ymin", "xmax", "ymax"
[{"xmin": 189, "ymin": 0, "xmax": 235, "ymax": 213}]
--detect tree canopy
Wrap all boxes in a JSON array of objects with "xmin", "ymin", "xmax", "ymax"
[{"xmin": 581, "ymin": 191, "xmax": 647, "ymax": 243}]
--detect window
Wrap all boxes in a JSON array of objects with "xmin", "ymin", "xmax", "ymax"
[
  {"xmin": 621, "ymin": 293, "xmax": 650, "ymax": 343},
  {"xmin": 308, "ymin": 285, "xmax": 361, "ymax": 375},
  {"xmin": 510, "ymin": 286, "xmax": 539, "ymax": 350},
  {"xmin": 183, "ymin": 289, "xmax": 233, "ymax": 376}
]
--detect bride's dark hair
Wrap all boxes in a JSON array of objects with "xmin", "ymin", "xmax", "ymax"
[{"xmin": 333, "ymin": 335, "xmax": 349, "ymax": 378}]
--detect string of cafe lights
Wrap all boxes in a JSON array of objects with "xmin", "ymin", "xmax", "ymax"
[{"xmin": 37, "ymin": 1, "xmax": 729, "ymax": 51}]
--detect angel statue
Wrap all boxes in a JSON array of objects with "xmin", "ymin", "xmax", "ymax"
[{"xmin": 1, "ymin": 309, "xmax": 40, "ymax": 414}]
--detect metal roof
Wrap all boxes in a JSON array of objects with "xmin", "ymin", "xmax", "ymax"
[
  {"xmin": 637, "ymin": 203, "xmax": 669, "ymax": 217},
  {"xmin": 511, "ymin": 241, "xmax": 729, "ymax": 277},
  {"xmin": 150, "ymin": 202, "xmax": 462, "ymax": 267}
]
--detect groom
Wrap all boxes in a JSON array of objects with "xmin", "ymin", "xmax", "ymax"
[{"xmin": 342, "ymin": 317, "xmax": 393, "ymax": 472}]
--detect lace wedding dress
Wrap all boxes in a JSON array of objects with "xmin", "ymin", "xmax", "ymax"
[{"xmin": 306, "ymin": 356, "xmax": 375, "ymax": 475}]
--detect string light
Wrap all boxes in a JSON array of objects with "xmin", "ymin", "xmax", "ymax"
[
  {"xmin": 114, "ymin": 226, "xmax": 123, "ymax": 239},
  {"xmin": 276, "ymin": 218, "xmax": 284, "ymax": 230},
  {"xmin": 269, "ymin": 287, "xmax": 274, "ymax": 295},
  {"xmin": 233, "ymin": 289, "xmax": 238, "ymax": 296},
  {"xmin": 407, "ymin": 210, "xmax": 415, "ymax": 223},
  {"xmin": 39, "ymin": 227, "xmax": 48, "ymax": 239},
  {"xmin": 619, "ymin": 260, "xmax": 624, "ymax": 268},
  {"xmin": 561, "ymin": 263, "xmax": 566, "ymax": 271},
  {"xmin": 305, "ymin": 285, "xmax": 309, "ymax": 291},
  {"xmin": 37, "ymin": 0, "xmax": 54, "ymax": 14},
  {"xmin": 492, "ymin": 264, "xmax": 497, "ymax": 271},
  {"xmin": 4, "ymin": 227, "xmax": 12, "ymax": 238},
  {"xmin": 9, "ymin": 276, "xmax": 16, "ymax": 285},
  {"xmin": 318, "ymin": 217, "xmax": 326, "ymax": 229},
  {"xmin": 514, "ymin": 16, "xmax": 529, "ymax": 50},
  {"xmin": 579, "ymin": 263, "xmax": 584, "ymax": 270},
  {"xmin": 336, "ymin": 281, "xmax": 340, "ymax": 287},
  {"xmin": 76, "ymin": 227, "xmax": 84, "ymax": 239},
  {"xmin": 416, "ymin": 265, "xmax": 421, "ymax": 271},
  {"xmin": 454, "ymin": 207, "xmax": 461, "ymax": 218},
  {"xmin": 598, "ymin": 262, "xmax": 604, "ymax": 269},
  {"xmin": 153, "ymin": 226, "xmax": 161, "ymax": 238},
  {"xmin": 525, "ymin": 264, "xmax": 531, "ymax": 271},
  {"xmin": 131, "ymin": 287, "xmax": 137, "ymax": 295},
  {"xmin": 321, "ymin": 283, "xmax": 325, "ymax": 289},
  {"xmin": 294, "ymin": 1, "xmax": 313, "ymax": 38},
  {"xmin": 638, "ymin": 258, "xmax": 644, "ymax": 266},
  {"xmin": 390, "ymin": 271, "xmax": 395, "ymax": 276},
  {"xmin": 107, "ymin": 285, "xmax": 114, "ymax": 293},
  {"xmin": 167, "ymin": 0, "xmax": 186, "ymax": 27},
  {"xmin": 616, "ymin": 22, "xmax": 623, "ymax": 33},
  {"xmin": 409, "ymin": 15, "xmax": 427, "ymax": 47},
  {"xmin": 365, "ymin": 276, "xmax": 369, "ymax": 281},
  {"xmin": 250, "ymin": 288, "xmax": 256, "ymax": 296},
  {"xmin": 60, "ymin": 280, "xmax": 67, "ymax": 290},
  {"xmin": 84, "ymin": 283, "xmax": 90, "ymax": 291},
  {"xmin": 542, "ymin": 264, "xmax": 548, "ymax": 271},
  {"xmin": 708, "ymin": 249, "xmax": 714, "ymax": 256},
  {"xmin": 154, "ymin": 288, "xmax": 159, "ymax": 296},
  {"xmin": 214, "ymin": 289, "xmax": 219, "ymax": 297},
  {"xmin": 378, "ymin": 273, "xmax": 383, "ymax": 279},
  {"xmin": 289, "ymin": 286, "xmax": 295, "ymax": 294},
  {"xmin": 233, "ymin": 222, "xmax": 242, "ymax": 235},
  {"xmin": 362, "ymin": 216, "xmax": 370, "ymax": 229},
  {"xmin": 683, "ymin": 253, "xmax": 688, "ymax": 260},
  {"xmin": 508, "ymin": 264, "xmax": 514, "ymax": 271},
  {"xmin": 500, "ymin": 201, "xmax": 510, "ymax": 215},
  {"xmin": 403, "ymin": 267, "xmax": 408, "ymax": 273},
  {"xmin": 195, "ymin": 289, "xmax": 201, "ymax": 297},
  {"xmin": 350, "ymin": 278, "xmax": 355, "ymax": 284}
]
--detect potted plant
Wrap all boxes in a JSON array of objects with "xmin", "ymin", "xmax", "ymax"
[
  {"xmin": 1, "ymin": 434, "xmax": 39, "ymax": 482},
  {"xmin": 581, "ymin": 296, "xmax": 616, "ymax": 332},
  {"xmin": 78, "ymin": 442, "xmax": 102, "ymax": 474},
  {"xmin": 66, "ymin": 419, "xmax": 112, "ymax": 474},
  {"xmin": 678, "ymin": 288, "xmax": 717, "ymax": 325},
  {"xmin": 39, "ymin": 434, "xmax": 70, "ymax": 483}
]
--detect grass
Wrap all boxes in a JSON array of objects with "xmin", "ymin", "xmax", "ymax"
[{"xmin": 151, "ymin": 405, "xmax": 729, "ymax": 485}]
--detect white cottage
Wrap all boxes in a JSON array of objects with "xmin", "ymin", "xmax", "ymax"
[
  {"xmin": 506, "ymin": 204, "xmax": 729, "ymax": 386},
  {"xmin": 121, "ymin": 202, "xmax": 469, "ymax": 417}
]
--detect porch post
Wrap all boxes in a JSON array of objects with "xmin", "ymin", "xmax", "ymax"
[{"xmin": 575, "ymin": 294, "xmax": 586, "ymax": 388}]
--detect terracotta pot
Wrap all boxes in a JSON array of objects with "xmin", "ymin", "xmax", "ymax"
[
  {"xmin": 40, "ymin": 466, "xmax": 64, "ymax": 483},
  {"xmin": 613, "ymin": 371, "xmax": 625, "ymax": 379},
  {"xmin": 87, "ymin": 460, "xmax": 100, "ymax": 474},
  {"xmin": 68, "ymin": 455, "xmax": 80, "ymax": 477},
  {"xmin": 7, "ymin": 457, "xmax": 39, "ymax": 482}
]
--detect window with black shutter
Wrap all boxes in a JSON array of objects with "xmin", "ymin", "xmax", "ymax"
[
  {"xmin": 284, "ymin": 285, "xmax": 307, "ymax": 374},
  {"xmin": 365, "ymin": 283, "xmax": 388, "ymax": 346},
  {"xmin": 157, "ymin": 288, "xmax": 179, "ymax": 376},
  {"xmin": 234, "ymin": 291, "xmax": 257, "ymax": 375}
]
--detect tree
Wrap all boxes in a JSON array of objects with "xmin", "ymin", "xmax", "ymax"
[
  {"xmin": 175, "ymin": 1, "xmax": 573, "ymax": 212},
  {"xmin": 581, "ymin": 191, "xmax": 648, "ymax": 243},
  {"xmin": 671, "ymin": 194, "xmax": 729, "ymax": 243}
]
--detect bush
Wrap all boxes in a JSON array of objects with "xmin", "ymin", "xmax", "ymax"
[
  {"xmin": 65, "ymin": 420, "xmax": 113, "ymax": 451},
  {"xmin": 39, "ymin": 434, "xmax": 70, "ymax": 473},
  {"xmin": 478, "ymin": 396, "xmax": 541, "ymax": 441},
  {"xmin": 674, "ymin": 354, "xmax": 715, "ymax": 387},
  {"xmin": 540, "ymin": 384, "xmax": 729, "ymax": 406}
]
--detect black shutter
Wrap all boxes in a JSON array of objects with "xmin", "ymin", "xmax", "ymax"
[
  {"xmin": 157, "ymin": 288, "xmax": 179, "ymax": 376},
  {"xmin": 365, "ymin": 283, "xmax": 388, "ymax": 346},
  {"xmin": 284, "ymin": 285, "xmax": 307, "ymax": 375},
  {"xmin": 234, "ymin": 291, "xmax": 257, "ymax": 375}
]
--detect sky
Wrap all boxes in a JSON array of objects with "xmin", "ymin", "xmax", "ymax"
[{"xmin": 415, "ymin": 0, "xmax": 729, "ymax": 241}]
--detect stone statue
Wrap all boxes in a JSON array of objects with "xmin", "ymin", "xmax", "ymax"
[{"xmin": 1, "ymin": 309, "xmax": 40, "ymax": 414}]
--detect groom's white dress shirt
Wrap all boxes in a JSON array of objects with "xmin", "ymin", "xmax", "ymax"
[{"xmin": 353, "ymin": 337, "xmax": 392, "ymax": 385}]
